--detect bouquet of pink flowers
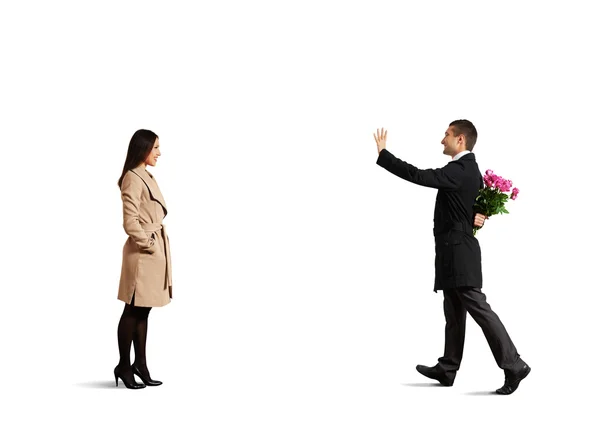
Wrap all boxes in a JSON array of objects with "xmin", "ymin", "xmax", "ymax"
[{"xmin": 473, "ymin": 169, "xmax": 519, "ymax": 236}]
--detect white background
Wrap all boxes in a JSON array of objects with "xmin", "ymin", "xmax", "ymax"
[{"xmin": 1, "ymin": 0, "xmax": 598, "ymax": 440}]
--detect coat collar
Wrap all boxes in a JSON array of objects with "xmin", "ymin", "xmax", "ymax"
[
  {"xmin": 451, "ymin": 150, "xmax": 475, "ymax": 162},
  {"xmin": 131, "ymin": 164, "xmax": 167, "ymax": 213}
]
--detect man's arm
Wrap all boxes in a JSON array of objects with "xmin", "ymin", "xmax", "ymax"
[
  {"xmin": 373, "ymin": 127, "xmax": 463, "ymax": 190},
  {"xmin": 376, "ymin": 149, "xmax": 462, "ymax": 190}
]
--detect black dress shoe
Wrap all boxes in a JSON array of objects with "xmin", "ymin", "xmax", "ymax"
[
  {"xmin": 496, "ymin": 363, "xmax": 531, "ymax": 395},
  {"xmin": 132, "ymin": 364, "xmax": 163, "ymax": 386},
  {"xmin": 114, "ymin": 365, "xmax": 146, "ymax": 389},
  {"xmin": 416, "ymin": 364, "xmax": 455, "ymax": 386}
]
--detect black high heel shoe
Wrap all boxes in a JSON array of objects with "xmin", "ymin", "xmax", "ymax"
[
  {"xmin": 114, "ymin": 365, "xmax": 146, "ymax": 389},
  {"xmin": 132, "ymin": 364, "xmax": 163, "ymax": 386}
]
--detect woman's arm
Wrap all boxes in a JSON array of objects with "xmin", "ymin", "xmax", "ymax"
[{"xmin": 121, "ymin": 172, "xmax": 156, "ymax": 252}]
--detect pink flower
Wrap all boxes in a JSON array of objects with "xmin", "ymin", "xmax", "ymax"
[
  {"xmin": 489, "ymin": 175, "xmax": 511, "ymax": 192},
  {"xmin": 510, "ymin": 187, "xmax": 520, "ymax": 200},
  {"xmin": 482, "ymin": 170, "xmax": 515, "ymax": 193},
  {"xmin": 485, "ymin": 173, "xmax": 498, "ymax": 187}
]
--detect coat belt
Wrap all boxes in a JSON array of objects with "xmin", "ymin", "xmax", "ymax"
[
  {"xmin": 434, "ymin": 222, "xmax": 473, "ymax": 237},
  {"xmin": 140, "ymin": 222, "xmax": 172, "ymax": 290}
]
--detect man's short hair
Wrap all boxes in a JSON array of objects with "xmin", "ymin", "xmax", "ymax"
[{"xmin": 449, "ymin": 119, "xmax": 478, "ymax": 151}]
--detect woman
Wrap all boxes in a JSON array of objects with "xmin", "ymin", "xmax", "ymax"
[{"xmin": 114, "ymin": 129, "xmax": 173, "ymax": 389}]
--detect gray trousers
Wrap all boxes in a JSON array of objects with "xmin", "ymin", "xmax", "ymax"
[{"xmin": 437, "ymin": 287, "xmax": 524, "ymax": 374}]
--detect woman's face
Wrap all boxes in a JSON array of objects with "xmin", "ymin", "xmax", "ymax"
[{"xmin": 144, "ymin": 137, "xmax": 161, "ymax": 167}]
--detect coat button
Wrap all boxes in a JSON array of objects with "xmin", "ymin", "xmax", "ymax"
[{"xmin": 444, "ymin": 242, "xmax": 448, "ymax": 246}]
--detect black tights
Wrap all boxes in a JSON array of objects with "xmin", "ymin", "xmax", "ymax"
[{"xmin": 117, "ymin": 294, "xmax": 152, "ymax": 373}]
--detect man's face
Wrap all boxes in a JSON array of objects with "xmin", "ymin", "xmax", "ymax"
[{"xmin": 441, "ymin": 126, "xmax": 461, "ymax": 156}]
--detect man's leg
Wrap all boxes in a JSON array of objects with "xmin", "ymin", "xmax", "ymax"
[
  {"xmin": 456, "ymin": 287, "xmax": 525, "ymax": 371},
  {"xmin": 417, "ymin": 288, "xmax": 467, "ymax": 386},
  {"xmin": 437, "ymin": 288, "xmax": 467, "ymax": 376}
]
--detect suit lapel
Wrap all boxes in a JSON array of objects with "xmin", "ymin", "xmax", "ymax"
[{"xmin": 131, "ymin": 165, "xmax": 168, "ymax": 214}]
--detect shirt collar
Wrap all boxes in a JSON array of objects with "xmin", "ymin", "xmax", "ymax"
[{"xmin": 451, "ymin": 150, "xmax": 472, "ymax": 162}]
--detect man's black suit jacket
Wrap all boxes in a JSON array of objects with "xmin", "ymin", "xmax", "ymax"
[{"xmin": 376, "ymin": 149, "xmax": 483, "ymax": 292}]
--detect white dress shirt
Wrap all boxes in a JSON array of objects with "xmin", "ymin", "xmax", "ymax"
[{"xmin": 451, "ymin": 150, "xmax": 473, "ymax": 162}]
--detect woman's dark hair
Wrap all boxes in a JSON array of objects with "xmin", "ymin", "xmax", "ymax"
[{"xmin": 118, "ymin": 129, "xmax": 158, "ymax": 188}]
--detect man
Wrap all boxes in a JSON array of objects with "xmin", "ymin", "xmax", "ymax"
[{"xmin": 373, "ymin": 120, "xmax": 530, "ymax": 395}]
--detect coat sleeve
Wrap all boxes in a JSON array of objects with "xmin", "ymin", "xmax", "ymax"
[
  {"xmin": 121, "ymin": 172, "xmax": 156, "ymax": 252},
  {"xmin": 376, "ymin": 149, "xmax": 463, "ymax": 190}
]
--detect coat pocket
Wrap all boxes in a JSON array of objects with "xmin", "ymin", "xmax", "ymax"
[
  {"xmin": 439, "ymin": 234, "xmax": 462, "ymax": 276},
  {"xmin": 140, "ymin": 232, "xmax": 157, "ymax": 254}
]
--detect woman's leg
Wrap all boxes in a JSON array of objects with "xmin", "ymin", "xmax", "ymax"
[
  {"xmin": 130, "ymin": 299, "xmax": 162, "ymax": 385},
  {"xmin": 114, "ymin": 294, "xmax": 146, "ymax": 388},
  {"xmin": 117, "ymin": 301, "xmax": 138, "ymax": 370},
  {"xmin": 132, "ymin": 306, "xmax": 152, "ymax": 373}
]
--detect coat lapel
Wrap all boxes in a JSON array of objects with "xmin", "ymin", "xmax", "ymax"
[{"xmin": 131, "ymin": 165, "xmax": 168, "ymax": 214}]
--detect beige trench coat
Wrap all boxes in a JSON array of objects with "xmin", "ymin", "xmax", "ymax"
[{"xmin": 117, "ymin": 164, "xmax": 172, "ymax": 307}]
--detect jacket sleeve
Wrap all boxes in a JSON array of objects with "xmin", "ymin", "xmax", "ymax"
[
  {"xmin": 376, "ymin": 149, "xmax": 463, "ymax": 190},
  {"xmin": 121, "ymin": 172, "xmax": 156, "ymax": 252}
]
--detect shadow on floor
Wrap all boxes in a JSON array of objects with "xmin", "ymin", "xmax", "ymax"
[
  {"xmin": 463, "ymin": 391, "xmax": 496, "ymax": 396},
  {"xmin": 74, "ymin": 381, "xmax": 116, "ymax": 389},
  {"xmin": 403, "ymin": 383, "xmax": 498, "ymax": 395}
]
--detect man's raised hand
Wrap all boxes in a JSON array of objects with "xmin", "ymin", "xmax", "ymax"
[{"xmin": 373, "ymin": 127, "xmax": 387, "ymax": 154}]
